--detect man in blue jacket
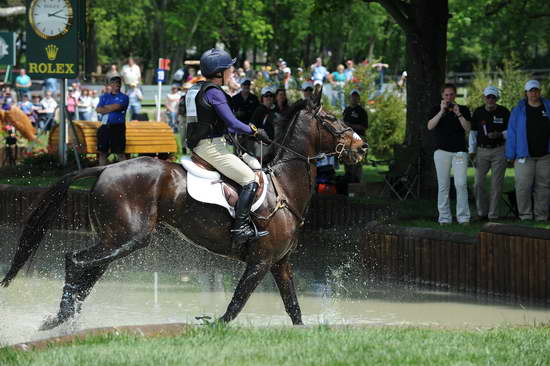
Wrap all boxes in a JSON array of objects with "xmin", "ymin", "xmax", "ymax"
[{"xmin": 505, "ymin": 79, "xmax": 550, "ymax": 221}]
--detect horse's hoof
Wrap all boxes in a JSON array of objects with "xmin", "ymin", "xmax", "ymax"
[{"xmin": 39, "ymin": 314, "xmax": 70, "ymax": 331}]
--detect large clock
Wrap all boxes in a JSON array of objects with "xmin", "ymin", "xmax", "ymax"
[{"xmin": 29, "ymin": 0, "xmax": 74, "ymax": 40}]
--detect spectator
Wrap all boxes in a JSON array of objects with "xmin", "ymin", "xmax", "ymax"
[
  {"xmin": 17, "ymin": 94, "xmax": 33, "ymax": 117},
  {"xmin": 329, "ymin": 64, "xmax": 347, "ymax": 110},
  {"xmin": 95, "ymin": 76, "xmax": 129, "ymax": 166},
  {"xmin": 177, "ymin": 82, "xmax": 193, "ymax": 153},
  {"xmin": 42, "ymin": 78, "xmax": 59, "ymax": 97},
  {"xmin": 127, "ymin": 82, "xmax": 143, "ymax": 120},
  {"xmin": 251, "ymin": 86, "xmax": 276, "ymax": 140},
  {"xmin": 301, "ymin": 81, "xmax": 313, "ymax": 101},
  {"xmin": 505, "ymin": 80, "xmax": 550, "ymax": 221},
  {"xmin": 281, "ymin": 63, "xmax": 296, "ymax": 90},
  {"xmin": 243, "ymin": 60, "xmax": 256, "ymax": 80},
  {"xmin": 31, "ymin": 95, "xmax": 43, "ymax": 127},
  {"xmin": 39, "ymin": 90, "xmax": 58, "ymax": 132},
  {"xmin": 225, "ymin": 66, "xmax": 241, "ymax": 96},
  {"xmin": 172, "ymin": 65, "xmax": 188, "ymax": 87},
  {"xmin": 121, "ymin": 57, "xmax": 141, "ymax": 90},
  {"xmin": 427, "ymin": 83, "xmax": 472, "ymax": 225},
  {"xmin": 90, "ymin": 89, "xmax": 100, "ymax": 121},
  {"xmin": 165, "ymin": 86, "xmax": 181, "ymax": 132},
  {"xmin": 232, "ymin": 79, "xmax": 259, "ymax": 124},
  {"xmin": 15, "ymin": 68, "xmax": 32, "ymax": 101},
  {"xmin": 295, "ymin": 67, "xmax": 306, "ymax": 87},
  {"xmin": 311, "ymin": 57, "xmax": 328, "ymax": 85},
  {"xmin": 372, "ymin": 63, "xmax": 389, "ymax": 93},
  {"xmin": 187, "ymin": 68, "xmax": 197, "ymax": 82},
  {"xmin": 342, "ymin": 90, "xmax": 368, "ymax": 183},
  {"xmin": 105, "ymin": 64, "xmax": 120, "ymax": 82},
  {"xmin": 77, "ymin": 88, "xmax": 93, "ymax": 121},
  {"xmin": 344, "ymin": 60, "xmax": 355, "ymax": 81},
  {"xmin": 71, "ymin": 82, "xmax": 81, "ymax": 100},
  {"xmin": 469, "ymin": 86, "xmax": 510, "ymax": 221},
  {"xmin": 398, "ymin": 71, "xmax": 407, "ymax": 89},
  {"xmin": 274, "ymin": 88, "xmax": 290, "ymax": 118},
  {"xmin": 66, "ymin": 89, "xmax": 78, "ymax": 120}
]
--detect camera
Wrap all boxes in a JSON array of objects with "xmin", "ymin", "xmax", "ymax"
[{"xmin": 447, "ymin": 102, "xmax": 455, "ymax": 109}]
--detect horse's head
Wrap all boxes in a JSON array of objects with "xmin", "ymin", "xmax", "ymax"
[{"xmin": 305, "ymin": 86, "xmax": 368, "ymax": 165}]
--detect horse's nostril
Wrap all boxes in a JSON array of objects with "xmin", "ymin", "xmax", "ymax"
[{"xmin": 362, "ymin": 143, "xmax": 368, "ymax": 149}]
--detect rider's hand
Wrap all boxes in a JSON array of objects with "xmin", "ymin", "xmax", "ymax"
[
  {"xmin": 255, "ymin": 128, "xmax": 271, "ymax": 143},
  {"xmin": 249, "ymin": 124, "xmax": 271, "ymax": 143}
]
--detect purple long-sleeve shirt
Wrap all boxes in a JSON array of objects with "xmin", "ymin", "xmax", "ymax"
[{"xmin": 205, "ymin": 88, "xmax": 253, "ymax": 134}]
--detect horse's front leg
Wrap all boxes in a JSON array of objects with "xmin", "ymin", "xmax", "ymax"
[
  {"xmin": 219, "ymin": 261, "xmax": 271, "ymax": 323},
  {"xmin": 271, "ymin": 258, "xmax": 303, "ymax": 325}
]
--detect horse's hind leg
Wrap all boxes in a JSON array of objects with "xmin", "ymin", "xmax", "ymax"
[
  {"xmin": 219, "ymin": 261, "xmax": 271, "ymax": 323},
  {"xmin": 271, "ymin": 258, "xmax": 303, "ymax": 325},
  {"xmin": 40, "ymin": 233, "xmax": 152, "ymax": 331}
]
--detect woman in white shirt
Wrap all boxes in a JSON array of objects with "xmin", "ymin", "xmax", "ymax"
[{"xmin": 77, "ymin": 88, "xmax": 93, "ymax": 121}]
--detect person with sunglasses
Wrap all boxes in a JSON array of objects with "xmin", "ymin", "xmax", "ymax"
[{"xmin": 469, "ymin": 86, "xmax": 510, "ymax": 221}]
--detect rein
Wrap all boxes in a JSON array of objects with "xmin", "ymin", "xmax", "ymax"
[{"xmin": 253, "ymin": 106, "xmax": 355, "ymax": 226}]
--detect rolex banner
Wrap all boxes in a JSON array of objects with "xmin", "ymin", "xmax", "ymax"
[{"xmin": 25, "ymin": 0, "xmax": 82, "ymax": 79}]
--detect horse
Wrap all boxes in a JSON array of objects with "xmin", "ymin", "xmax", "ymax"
[{"xmin": 1, "ymin": 88, "xmax": 367, "ymax": 330}]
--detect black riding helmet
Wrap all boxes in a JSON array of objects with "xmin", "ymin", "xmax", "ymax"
[{"xmin": 200, "ymin": 48, "xmax": 236, "ymax": 78}]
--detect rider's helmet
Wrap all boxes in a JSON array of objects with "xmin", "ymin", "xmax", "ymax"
[{"xmin": 200, "ymin": 48, "xmax": 236, "ymax": 78}]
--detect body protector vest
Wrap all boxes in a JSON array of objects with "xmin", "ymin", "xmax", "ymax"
[{"xmin": 186, "ymin": 81, "xmax": 232, "ymax": 149}]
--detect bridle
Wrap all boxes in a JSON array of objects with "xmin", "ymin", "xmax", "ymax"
[
  {"xmin": 252, "ymin": 105, "xmax": 361, "ymax": 226},
  {"xmin": 268, "ymin": 106, "xmax": 355, "ymax": 165}
]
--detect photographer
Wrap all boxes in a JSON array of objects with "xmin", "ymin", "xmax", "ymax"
[{"xmin": 428, "ymin": 83, "xmax": 472, "ymax": 225}]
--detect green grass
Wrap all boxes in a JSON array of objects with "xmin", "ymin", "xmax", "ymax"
[
  {"xmin": 0, "ymin": 176, "xmax": 96, "ymax": 190},
  {"xmin": 2, "ymin": 325, "xmax": 550, "ymax": 366}
]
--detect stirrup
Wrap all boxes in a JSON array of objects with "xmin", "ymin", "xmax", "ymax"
[{"xmin": 230, "ymin": 221, "xmax": 268, "ymax": 256}]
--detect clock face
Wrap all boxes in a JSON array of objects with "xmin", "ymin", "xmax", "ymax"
[{"xmin": 29, "ymin": 0, "xmax": 73, "ymax": 40}]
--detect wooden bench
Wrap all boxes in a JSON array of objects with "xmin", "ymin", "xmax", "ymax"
[{"xmin": 48, "ymin": 121, "xmax": 177, "ymax": 154}]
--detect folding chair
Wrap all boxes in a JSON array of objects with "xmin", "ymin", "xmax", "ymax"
[
  {"xmin": 502, "ymin": 190, "xmax": 519, "ymax": 219},
  {"xmin": 380, "ymin": 145, "xmax": 421, "ymax": 201}
]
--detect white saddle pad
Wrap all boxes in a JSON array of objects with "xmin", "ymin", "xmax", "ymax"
[{"xmin": 180, "ymin": 156, "xmax": 268, "ymax": 218}]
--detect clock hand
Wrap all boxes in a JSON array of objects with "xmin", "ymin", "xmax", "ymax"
[
  {"xmin": 50, "ymin": 14, "xmax": 68, "ymax": 20},
  {"xmin": 48, "ymin": 9, "xmax": 64, "ymax": 17}
]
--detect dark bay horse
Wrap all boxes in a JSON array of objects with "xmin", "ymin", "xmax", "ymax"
[{"xmin": 1, "ymin": 89, "xmax": 367, "ymax": 330}]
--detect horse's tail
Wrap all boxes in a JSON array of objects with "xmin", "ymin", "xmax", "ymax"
[{"xmin": 1, "ymin": 166, "xmax": 107, "ymax": 287}]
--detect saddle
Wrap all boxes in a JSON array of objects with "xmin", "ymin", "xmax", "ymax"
[{"xmin": 181, "ymin": 154, "xmax": 268, "ymax": 217}]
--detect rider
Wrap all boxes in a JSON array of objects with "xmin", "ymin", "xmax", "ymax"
[{"xmin": 186, "ymin": 48, "xmax": 270, "ymax": 247}]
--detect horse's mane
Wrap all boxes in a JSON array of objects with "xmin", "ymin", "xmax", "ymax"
[
  {"xmin": 274, "ymin": 99, "xmax": 308, "ymax": 141},
  {"xmin": 262, "ymin": 100, "xmax": 309, "ymax": 165}
]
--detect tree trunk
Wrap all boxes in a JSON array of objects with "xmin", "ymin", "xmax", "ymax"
[
  {"xmin": 404, "ymin": 1, "xmax": 448, "ymax": 197},
  {"xmin": 85, "ymin": 18, "xmax": 98, "ymax": 78},
  {"xmin": 376, "ymin": 0, "xmax": 449, "ymax": 198}
]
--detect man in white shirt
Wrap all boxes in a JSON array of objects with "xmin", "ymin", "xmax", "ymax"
[
  {"xmin": 165, "ymin": 86, "xmax": 181, "ymax": 132},
  {"xmin": 121, "ymin": 57, "xmax": 142, "ymax": 90},
  {"xmin": 39, "ymin": 90, "xmax": 58, "ymax": 132}
]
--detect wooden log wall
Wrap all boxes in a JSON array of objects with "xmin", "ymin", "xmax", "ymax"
[
  {"xmin": 0, "ymin": 186, "xmax": 390, "ymax": 233},
  {"xmin": 363, "ymin": 222, "xmax": 550, "ymax": 302}
]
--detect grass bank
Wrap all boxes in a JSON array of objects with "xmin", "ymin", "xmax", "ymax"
[{"xmin": 2, "ymin": 325, "xmax": 550, "ymax": 366}]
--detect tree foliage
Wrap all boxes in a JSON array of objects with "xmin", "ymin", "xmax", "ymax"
[{"xmin": 4, "ymin": 0, "xmax": 550, "ymax": 75}]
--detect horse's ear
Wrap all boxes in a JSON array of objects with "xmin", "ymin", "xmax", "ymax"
[{"xmin": 310, "ymin": 84, "xmax": 323, "ymax": 109}]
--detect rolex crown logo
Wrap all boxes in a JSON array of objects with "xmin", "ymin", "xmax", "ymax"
[{"xmin": 45, "ymin": 44, "xmax": 59, "ymax": 61}]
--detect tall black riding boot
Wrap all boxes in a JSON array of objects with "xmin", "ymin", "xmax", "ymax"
[{"xmin": 231, "ymin": 182, "xmax": 269, "ymax": 247}]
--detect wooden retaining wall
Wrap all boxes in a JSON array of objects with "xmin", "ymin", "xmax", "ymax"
[
  {"xmin": 0, "ymin": 185, "xmax": 389, "ymax": 232},
  {"xmin": 363, "ymin": 222, "xmax": 550, "ymax": 302}
]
